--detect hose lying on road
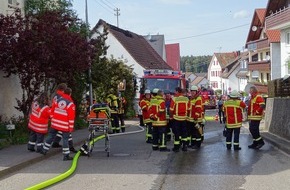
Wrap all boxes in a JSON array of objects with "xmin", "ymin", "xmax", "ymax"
[{"xmin": 24, "ymin": 125, "xmax": 144, "ymax": 190}]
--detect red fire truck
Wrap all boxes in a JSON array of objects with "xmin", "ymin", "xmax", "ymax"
[{"xmin": 139, "ymin": 69, "xmax": 188, "ymax": 95}]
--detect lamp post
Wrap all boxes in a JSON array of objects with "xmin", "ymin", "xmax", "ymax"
[{"xmin": 85, "ymin": 0, "xmax": 93, "ymax": 106}]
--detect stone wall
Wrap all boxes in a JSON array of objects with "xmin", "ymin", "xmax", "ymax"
[{"xmin": 264, "ymin": 98, "xmax": 290, "ymax": 140}]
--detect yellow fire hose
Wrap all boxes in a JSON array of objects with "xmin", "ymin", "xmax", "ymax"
[{"xmin": 25, "ymin": 135, "xmax": 105, "ymax": 190}]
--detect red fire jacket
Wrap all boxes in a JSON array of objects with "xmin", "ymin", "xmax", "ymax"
[
  {"xmin": 223, "ymin": 99, "xmax": 246, "ymax": 128},
  {"xmin": 28, "ymin": 101, "xmax": 51, "ymax": 134},
  {"xmin": 188, "ymin": 95, "xmax": 203, "ymax": 122},
  {"xmin": 170, "ymin": 94, "xmax": 189, "ymax": 121},
  {"xmin": 51, "ymin": 94, "xmax": 75, "ymax": 132},
  {"xmin": 247, "ymin": 93, "xmax": 265, "ymax": 121},
  {"xmin": 139, "ymin": 98, "xmax": 151, "ymax": 124},
  {"xmin": 149, "ymin": 95, "xmax": 167, "ymax": 127}
]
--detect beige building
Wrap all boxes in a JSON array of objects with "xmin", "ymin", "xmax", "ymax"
[{"xmin": 0, "ymin": 0, "xmax": 24, "ymax": 120}]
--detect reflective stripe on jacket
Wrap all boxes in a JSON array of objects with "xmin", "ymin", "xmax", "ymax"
[
  {"xmin": 188, "ymin": 95, "xmax": 203, "ymax": 122},
  {"xmin": 170, "ymin": 95, "xmax": 189, "ymax": 121},
  {"xmin": 247, "ymin": 94, "xmax": 265, "ymax": 121},
  {"xmin": 140, "ymin": 98, "xmax": 151, "ymax": 124},
  {"xmin": 224, "ymin": 99, "xmax": 246, "ymax": 128},
  {"xmin": 51, "ymin": 94, "xmax": 75, "ymax": 132},
  {"xmin": 28, "ymin": 101, "xmax": 50, "ymax": 134},
  {"xmin": 150, "ymin": 95, "xmax": 167, "ymax": 126}
]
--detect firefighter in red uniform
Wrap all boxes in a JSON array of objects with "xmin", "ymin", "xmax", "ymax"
[
  {"xmin": 223, "ymin": 90, "xmax": 247, "ymax": 150},
  {"xmin": 51, "ymin": 83, "xmax": 77, "ymax": 153},
  {"xmin": 140, "ymin": 89, "xmax": 152, "ymax": 143},
  {"xmin": 149, "ymin": 88, "xmax": 170, "ymax": 151},
  {"xmin": 170, "ymin": 87, "xmax": 189, "ymax": 152},
  {"xmin": 187, "ymin": 85, "xmax": 203, "ymax": 149},
  {"xmin": 247, "ymin": 86, "xmax": 266, "ymax": 149},
  {"xmin": 27, "ymin": 92, "xmax": 51, "ymax": 152},
  {"xmin": 40, "ymin": 88, "xmax": 76, "ymax": 161}
]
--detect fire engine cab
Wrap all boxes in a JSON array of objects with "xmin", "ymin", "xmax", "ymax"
[{"xmin": 139, "ymin": 69, "xmax": 188, "ymax": 95}]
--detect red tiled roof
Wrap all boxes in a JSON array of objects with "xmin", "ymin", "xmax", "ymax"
[
  {"xmin": 266, "ymin": 30, "xmax": 280, "ymax": 43},
  {"xmin": 214, "ymin": 52, "xmax": 237, "ymax": 68},
  {"xmin": 246, "ymin": 9, "xmax": 266, "ymax": 44},
  {"xmin": 93, "ymin": 19, "xmax": 172, "ymax": 70}
]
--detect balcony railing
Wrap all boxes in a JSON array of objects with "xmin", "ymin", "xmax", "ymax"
[
  {"xmin": 247, "ymin": 38, "xmax": 269, "ymax": 51},
  {"xmin": 266, "ymin": 6, "xmax": 290, "ymax": 30}
]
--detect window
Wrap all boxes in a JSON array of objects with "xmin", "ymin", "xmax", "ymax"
[
  {"xmin": 8, "ymin": 0, "xmax": 13, "ymax": 4},
  {"xmin": 286, "ymin": 32, "xmax": 290, "ymax": 45}
]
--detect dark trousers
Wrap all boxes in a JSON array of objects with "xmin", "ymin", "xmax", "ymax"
[
  {"xmin": 27, "ymin": 130, "xmax": 45, "ymax": 152},
  {"xmin": 187, "ymin": 121, "xmax": 202, "ymax": 147},
  {"xmin": 249, "ymin": 120, "xmax": 263, "ymax": 144},
  {"xmin": 139, "ymin": 115, "xmax": 144, "ymax": 126},
  {"xmin": 152, "ymin": 126, "xmax": 167, "ymax": 150},
  {"xmin": 118, "ymin": 113, "xmax": 125, "ymax": 132},
  {"xmin": 172, "ymin": 120, "xmax": 188, "ymax": 149},
  {"xmin": 226, "ymin": 127, "xmax": 240, "ymax": 149},
  {"xmin": 218, "ymin": 109, "xmax": 225, "ymax": 123},
  {"xmin": 145, "ymin": 122, "xmax": 153, "ymax": 142},
  {"xmin": 111, "ymin": 113, "xmax": 120, "ymax": 133},
  {"xmin": 43, "ymin": 128, "xmax": 70, "ymax": 155},
  {"xmin": 53, "ymin": 131, "xmax": 74, "ymax": 148}
]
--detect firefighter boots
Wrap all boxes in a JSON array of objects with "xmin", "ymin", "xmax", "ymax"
[{"xmin": 63, "ymin": 155, "xmax": 73, "ymax": 161}]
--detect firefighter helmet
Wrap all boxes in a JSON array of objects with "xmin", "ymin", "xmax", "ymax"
[
  {"xmin": 229, "ymin": 90, "xmax": 240, "ymax": 98},
  {"xmin": 152, "ymin": 88, "xmax": 159, "ymax": 94},
  {"xmin": 190, "ymin": 85, "xmax": 198, "ymax": 91},
  {"xmin": 144, "ymin": 89, "xmax": 151, "ymax": 94}
]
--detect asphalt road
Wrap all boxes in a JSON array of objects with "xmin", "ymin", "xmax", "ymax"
[{"xmin": 1, "ymin": 109, "xmax": 290, "ymax": 190}]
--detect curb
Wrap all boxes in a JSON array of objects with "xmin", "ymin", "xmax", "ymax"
[{"xmin": 261, "ymin": 132, "xmax": 290, "ymax": 155}]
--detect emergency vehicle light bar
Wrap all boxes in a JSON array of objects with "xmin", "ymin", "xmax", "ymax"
[{"xmin": 143, "ymin": 69, "xmax": 180, "ymax": 76}]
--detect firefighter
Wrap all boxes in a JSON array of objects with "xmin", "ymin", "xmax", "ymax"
[
  {"xmin": 107, "ymin": 93, "xmax": 120, "ymax": 133},
  {"xmin": 170, "ymin": 87, "xmax": 189, "ymax": 152},
  {"xmin": 118, "ymin": 93, "xmax": 127, "ymax": 132},
  {"xmin": 139, "ymin": 89, "xmax": 153, "ymax": 143},
  {"xmin": 247, "ymin": 86, "xmax": 266, "ymax": 149},
  {"xmin": 150, "ymin": 88, "xmax": 170, "ymax": 152},
  {"xmin": 51, "ymin": 83, "xmax": 77, "ymax": 153},
  {"xmin": 223, "ymin": 90, "xmax": 247, "ymax": 150},
  {"xmin": 27, "ymin": 92, "xmax": 51, "ymax": 152},
  {"xmin": 40, "ymin": 88, "xmax": 76, "ymax": 161},
  {"xmin": 164, "ymin": 90, "xmax": 172, "ymax": 141},
  {"xmin": 187, "ymin": 85, "xmax": 203, "ymax": 149}
]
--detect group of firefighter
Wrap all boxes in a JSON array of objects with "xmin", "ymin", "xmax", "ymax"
[
  {"xmin": 140, "ymin": 85, "xmax": 204, "ymax": 152},
  {"xmin": 139, "ymin": 85, "xmax": 266, "ymax": 152}
]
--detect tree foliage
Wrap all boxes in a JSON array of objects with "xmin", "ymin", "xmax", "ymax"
[
  {"xmin": 180, "ymin": 55, "xmax": 212, "ymax": 73},
  {"xmin": 0, "ymin": 6, "xmax": 95, "ymax": 117}
]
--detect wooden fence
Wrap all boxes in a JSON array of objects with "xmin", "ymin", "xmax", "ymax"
[{"xmin": 268, "ymin": 77, "xmax": 290, "ymax": 98}]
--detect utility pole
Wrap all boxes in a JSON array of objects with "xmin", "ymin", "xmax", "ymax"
[
  {"xmin": 114, "ymin": 8, "xmax": 120, "ymax": 27},
  {"xmin": 85, "ymin": 0, "xmax": 93, "ymax": 106}
]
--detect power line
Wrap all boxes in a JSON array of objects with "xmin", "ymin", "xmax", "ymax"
[
  {"xmin": 93, "ymin": 0, "xmax": 114, "ymax": 15},
  {"xmin": 100, "ymin": 0, "xmax": 115, "ymax": 10},
  {"xmin": 101, "ymin": 0, "xmax": 117, "ymax": 9},
  {"xmin": 167, "ymin": 23, "xmax": 249, "ymax": 41}
]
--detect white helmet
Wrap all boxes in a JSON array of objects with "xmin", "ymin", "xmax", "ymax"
[
  {"xmin": 152, "ymin": 88, "xmax": 159, "ymax": 94},
  {"xmin": 229, "ymin": 90, "xmax": 240, "ymax": 98},
  {"xmin": 144, "ymin": 89, "xmax": 151, "ymax": 94},
  {"xmin": 190, "ymin": 85, "xmax": 198, "ymax": 91}
]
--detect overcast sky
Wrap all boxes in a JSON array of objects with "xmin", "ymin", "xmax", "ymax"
[{"xmin": 72, "ymin": 0, "xmax": 268, "ymax": 56}]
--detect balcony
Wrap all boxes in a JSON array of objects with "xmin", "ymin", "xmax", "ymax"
[
  {"xmin": 266, "ymin": 6, "xmax": 290, "ymax": 30},
  {"xmin": 247, "ymin": 38, "xmax": 269, "ymax": 51}
]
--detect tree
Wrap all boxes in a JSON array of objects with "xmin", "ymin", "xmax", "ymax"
[{"xmin": 0, "ymin": 8, "xmax": 95, "ymax": 117}]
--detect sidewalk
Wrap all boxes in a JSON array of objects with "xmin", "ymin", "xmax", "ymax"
[{"xmin": 0, "ymin": 119, "xmax": 140, "ymax": 179}]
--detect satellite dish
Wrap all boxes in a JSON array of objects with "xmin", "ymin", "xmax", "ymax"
[
  {"xmin": 251, "ymin": 26, "xmax": 257, "ymax": 31},
  {"xmin": 266, "ymin": 55, "xmax": 271, "ymax": 61}
]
